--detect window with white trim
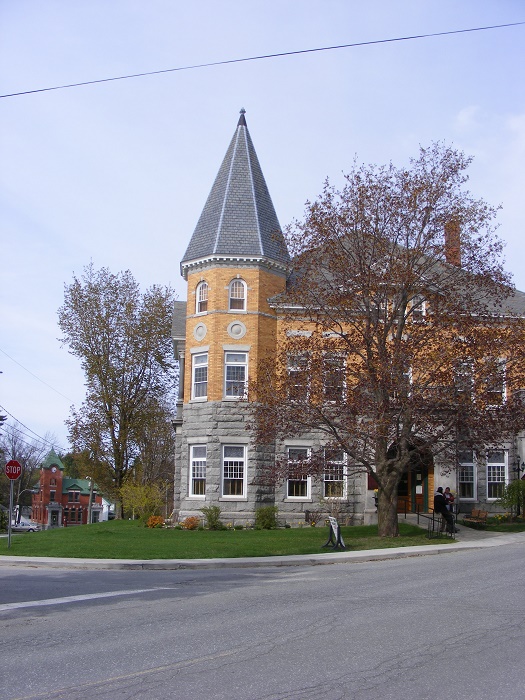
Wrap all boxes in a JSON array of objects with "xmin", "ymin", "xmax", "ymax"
[
  {"xmin": 287, "ymin": 354, "xmax": 309, "ymax": 402},
  {"xmin": 222, "ymin": 445, "xmax": 246, "ymax": 497},
  {"xmin": 411, "ymin": 295, "xmax": 426, "ymax": 322},
  {"xmin": 484, "ymin": 358, "xmax": 506, "ymax": 405},
  {"xmin": 196, "ymin": 281, "xmax": 208, "ymax": 314},
  {"xmin": 229, "ymin": 279, "xmax": 246, "ymax": 311},
  {"xmin": 390, "ymin": 363, "xmax": 412, "ymax": 402},
  {"xmin": 323, "ymin": 450, "xmax": 346, "ymax": 498},
  {"xmin": 454, "ymin": 360, "xmax": 474, "ymax": 398},
  {"xmin": 192, "ymin": 353, "xmax": 208, "ymax": 399},
  {"xmin": 286, "ymin": 447, "xmax": 311, "ymax": 499},
  {"xmin": 224, "ymin": 352, "xmax": 248, "ymax": 398},
  {"xmin": 190, "ymin": 445, "xmax": 206, "ymax": 497},
  {"xmin": 487, "ymin": 450, "xmax": 507, "ymax": 500},
  {"xmin": 323, "ymin": 354, "xmax": 345, "ymax": 402},
  {"xmin": 373, "ymin": 294, "xmax": 388, "ymax": 322},
  {"xmin": 458, "ymin": 450, "xmax": 476, "ymax": 500}
]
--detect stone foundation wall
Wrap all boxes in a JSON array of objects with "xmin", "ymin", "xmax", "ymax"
[{"xmin": 175, "ymin": 400, "xmax": 368, "ymax": 525}]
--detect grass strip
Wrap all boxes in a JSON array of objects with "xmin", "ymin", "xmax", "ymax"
[{"xmin": 0, "ymin": 520, "xmax": 452, "ymax": 560}]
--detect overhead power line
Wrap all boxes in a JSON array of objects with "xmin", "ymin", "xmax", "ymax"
[
  {"xmin": 2, "ymin": 423, "xmax": 56, "ymax": 453},
  {"xmin": 1, "ymin": 21, "xmax": 523, "ymax": 99},
  {"xmin": 0, "ymin": 404, "xmax": 66, "ymax": 453},
  {"xmin": 0, "ymin": 347, "xmax": 76, "ymax": 403}
]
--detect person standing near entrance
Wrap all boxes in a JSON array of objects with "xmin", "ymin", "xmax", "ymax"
[
  {"xmin": 444, "ymin": 486, "xmax": 455, "ymax": 512},
  {"xmin": 434, "ymin": 487, "xmax": 457, "ymax": 533}
]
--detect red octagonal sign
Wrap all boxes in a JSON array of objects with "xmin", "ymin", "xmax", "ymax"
[{"xmin": 5, "ymin": 460, "xmax": 22, "ymax": 480}]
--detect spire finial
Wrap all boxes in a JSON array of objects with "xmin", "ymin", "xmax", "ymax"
[{"xmin": 238, "ymin": 107, "xmax": 247, "ymax": 127}]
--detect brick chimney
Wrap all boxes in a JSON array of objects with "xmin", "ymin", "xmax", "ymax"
[{"xmin": 444, "ymin": 219, "xmax": 461, "ymax": 267}]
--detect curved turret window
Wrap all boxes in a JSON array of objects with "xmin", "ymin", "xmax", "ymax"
[
  {"xmin": 229, "ymin": 279, "xmax": 246, "ymax": 311},
  {"xmin": 196, "ymin": 281, "xmax": 208, "ymax": 314}
]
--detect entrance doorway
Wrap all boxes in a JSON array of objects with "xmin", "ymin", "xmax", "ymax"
[{"xmin": 397, "ymin": 468, "xmax": 429, "ymax": 513}]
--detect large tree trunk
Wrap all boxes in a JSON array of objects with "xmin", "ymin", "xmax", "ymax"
[{"xmin": 377, "ymin": 474, "xmax": 400, "ymax": 537}]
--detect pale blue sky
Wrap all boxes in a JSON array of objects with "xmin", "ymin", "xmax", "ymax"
[{"xmin": 1, "ymin": 1, "xmax": 524, "ymax": 450}]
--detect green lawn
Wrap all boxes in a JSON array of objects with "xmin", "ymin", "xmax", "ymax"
[
  {"xmin": 0, "ymin": 520, "xmax": 451, "ymax": 560},
  {"xmin": 461, "ymin": 518, "xmax": 525, "ymax": 533}
]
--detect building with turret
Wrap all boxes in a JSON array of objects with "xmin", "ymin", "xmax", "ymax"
[
  {"xmin": 172, "ymin": 110, "xmax": 371, "ymax": 525},
  {"xmin": 173, "ymin": 110, "xmax": 525, "ymax": 527},
  {"xmin": 174, "ymin": 109, "xmax": 297, "ymax": 523}
]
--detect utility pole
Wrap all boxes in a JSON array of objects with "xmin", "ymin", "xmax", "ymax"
[{"xmin": 86, "ymin": 476, "xmax": 93, "ymax": 524}]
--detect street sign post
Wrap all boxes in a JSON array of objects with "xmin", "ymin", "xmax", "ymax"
[{"xmin": 5, "ymin": 460, "xmax": 22, "ymax": 549}]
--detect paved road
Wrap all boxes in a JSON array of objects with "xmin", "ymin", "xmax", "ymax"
[{"xmin": 1, "ymin": 540, "xmax": 525, "ymax": 700}]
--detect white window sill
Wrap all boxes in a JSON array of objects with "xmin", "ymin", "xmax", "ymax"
[{"xmin": 190, "ymin": 397, "xmax": 208, "ymax": 403}]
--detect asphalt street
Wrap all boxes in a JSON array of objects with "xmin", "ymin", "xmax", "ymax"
[{"xmin": 1, "ymin": 534, "xmax": 525, "ymax": 700}]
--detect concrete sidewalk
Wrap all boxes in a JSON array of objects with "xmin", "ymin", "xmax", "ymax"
[{"xmin": 1, "ymin": 521, "xmax": 524, "ymax": 571}]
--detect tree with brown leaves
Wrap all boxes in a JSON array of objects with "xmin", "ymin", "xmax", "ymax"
[
  {"xmin": 58, "ymin": 264, "xmax": 177, "ymax": 515},
  {"xmin": 251, "ymin": 144, "xmax": 525, "ymax": 537}
]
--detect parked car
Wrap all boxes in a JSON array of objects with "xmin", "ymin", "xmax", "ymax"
[{"xmin": 11, "ymin": 521, "xmax": 41, "ymax": 533}]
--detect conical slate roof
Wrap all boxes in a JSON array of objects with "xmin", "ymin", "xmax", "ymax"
[{"xmin": 181, "ymin": 110, "xmax": 290, "ymax": 275}]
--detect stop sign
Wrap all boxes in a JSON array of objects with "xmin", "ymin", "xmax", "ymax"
[{"xmin": 5, "ymin": 460, "xmax": 22, "ymax": 480}]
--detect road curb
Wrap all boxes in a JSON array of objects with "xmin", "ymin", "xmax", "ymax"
[{"xmin": 1, "ymin": 533, "xmax": 523, "ymax": 570}]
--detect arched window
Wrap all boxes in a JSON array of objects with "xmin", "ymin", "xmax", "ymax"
[
  {"xmin": 229, "ymin": 279, "xmax": 246, "ymax": 311},
  {"xmin": 196, "ymin": 281, "xmax": 208, "ymax": 314}
]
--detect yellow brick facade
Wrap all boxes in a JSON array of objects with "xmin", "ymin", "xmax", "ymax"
[{"xmin": 184, "ymin": 266, "xmax": 286, "ymax": 403}]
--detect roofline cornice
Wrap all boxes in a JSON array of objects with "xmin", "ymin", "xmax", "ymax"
[{"xmin": 181, "ymin": 254, "xmax": 289, "ymax": 279}]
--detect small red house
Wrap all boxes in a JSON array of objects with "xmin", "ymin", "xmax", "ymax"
[{"xmin": 32, "ymin": 450, "xmax": 103, "ymax": 529}]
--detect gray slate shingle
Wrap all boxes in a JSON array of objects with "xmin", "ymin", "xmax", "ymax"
[{"xmin": 181, "ymin": 110, "xmax": 290, "ymax": 270}]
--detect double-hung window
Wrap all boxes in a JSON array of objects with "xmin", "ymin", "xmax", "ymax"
[
  {"xmin": 287, "ymin": 354, "xmax": 309, "ymax": 402},
  {"xmin": 323, "ymin": 450, "xmax": 346, "ymax": 498},
  {"xmin": 323, "ymin": 354, "xmax": 345, "ymax": 402},
  {"xmin": 222, "ymin": 445, "xmax": 246, "ymax": 497},
  {"xmin": 286, "ymin": 447, "xmax": 311, "ymax": 499},
  {"xmin": 68, "ymin": 490, "xmax": 80, "ymax": 503},
  {"xmin": 196, "ymin": 282, "xmax": 208, "ymax": 314},
  {"xmin": 484, "ymin": 359, "xmax": 506, "ymax": 405},
  {"xmin": 190, "ymin": 445, "xmax": 206, "ymax": 497},
  {"xmin": 390, "ymin": 363, "xmax": 412, "ymax": 403},
  {"xmin": 458, "ymin": 450, "xmax": 476, "ymax": 500},
  {"xmin": 454, "ymin": 360, "xmax": 474, "ymax": 399},
  {"xmin": 224, "ymin": 352, "xmax": 248, "ymax": 398},
  {"xmin": 411, "ymin": 295, "xmax": 426, "ymax": 322},
  {"xmin": 487, "ymin": 450, "xmax": 507, "ymax": 500},
  {"xmin": 192, "ymin": 353, "xmax": 208, "ymax": 399},
  {"xmin": 229, "ymin": 279, "xmax": 246, "ymax": 311}
]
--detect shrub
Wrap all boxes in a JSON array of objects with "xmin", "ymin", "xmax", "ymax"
[
  {"xmin": 201, "ymin": 505, "xmax": 223, "ymax": 530},
  {"xmin": 120, "ymin": 482, "xmax": 164, "ymax": 521},
  {"xmin": 146, "ymin": 515, "xmax": 165, "ymax": 529},
  {"xmin": 497, "ymin": 480, "xmax": 525, "ymax": 518},
  {"xmin": 181, "ymin": 516, "xmax": 200, "ymax": 530},
  {"xmin": 255, "ymin": 505, "xmax": 278, "ymax": 530}
]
